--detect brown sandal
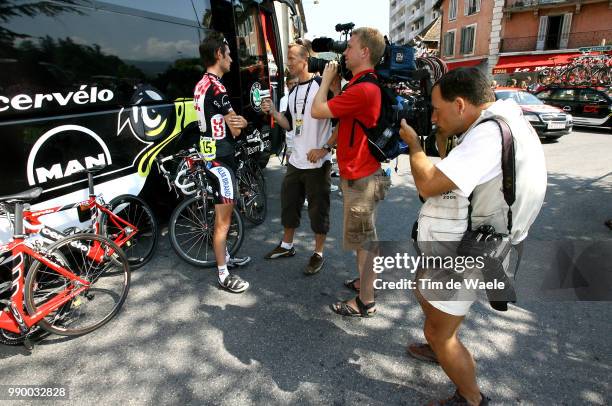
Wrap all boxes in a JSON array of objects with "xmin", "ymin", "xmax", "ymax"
[
  {"xmin": 330, "ymin": 296, "xmax": 376, "ymax": 318},
  {"xmin": 344, "ymin": 278, "xmax": 360, "ymax": 293},
  {"xmin": 406, "ymin": 343, "xmax": 438, "ymax": 364}
]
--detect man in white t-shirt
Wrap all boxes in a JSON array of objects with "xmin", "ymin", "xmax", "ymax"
[
  {"xmin": 399, "ymin": 68, "xmax": 546, "ymax": 405},
  {"xmin": 261, "ymin": 40, "xmax": 338, "ymax": 275}
]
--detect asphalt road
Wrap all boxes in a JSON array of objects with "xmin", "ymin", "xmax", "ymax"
[{"xmin": 1, "ymin": 127, "xmax": 610, "ymax": 405}]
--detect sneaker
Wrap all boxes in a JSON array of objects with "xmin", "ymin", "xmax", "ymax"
[
  {"xmin": 264, "ymin": 244, "xmax": 296, "ymax": 259},
  {"xmin": 227, "ymin": 256, "xmax": 251, "ymax": 268},
  {"xmin": 218, "ymin": 274, "xmax": 249, "ymax": 293},
  {"xmin": 429, "ymin": 390, "xmax": 490, "ymax": 406},
  {"xmin": 331, "ymin": 171, "xmax": 340, "ymax": 178},
  {"xmin": 330, "ymin": 184, "xmax": 339, "ymax": 192},
  {"xmin": 304, "ymin": 253, "xmax": 324, "ymax": 275}
]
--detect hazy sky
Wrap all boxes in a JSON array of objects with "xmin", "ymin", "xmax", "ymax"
[{"xmin": 302, "ymin": 0, "xmax": 390, "ymax": 40}]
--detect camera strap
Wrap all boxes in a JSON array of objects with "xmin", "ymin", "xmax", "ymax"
[
  {"xmin": 467, "ymin": 118, "xmax": 515, "ymax": 235},
  {"xmin": 468, "ymin": 118, "xmax": 524, "ymax": 280},
  {"xmin": 345, "ymin": 72, "xmax": 378, "ymax": 148}
]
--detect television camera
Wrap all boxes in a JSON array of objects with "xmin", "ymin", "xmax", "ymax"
[{"xmin": 307, "ymin": 23, "xmax": 438, "ymax": 142}]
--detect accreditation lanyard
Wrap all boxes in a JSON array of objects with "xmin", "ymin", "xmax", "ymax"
[{"xmin": 293, "ymin": 77, "xmax": 314, "ymax": 137}]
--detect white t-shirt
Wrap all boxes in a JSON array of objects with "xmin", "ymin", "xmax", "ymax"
[
  {"xmin": 435, "ymin": 121, "xmax": 502, "ymax": 198},
  {"xmin": 283, "ymin": 76, "xmax": 333, "ymax": 169}
]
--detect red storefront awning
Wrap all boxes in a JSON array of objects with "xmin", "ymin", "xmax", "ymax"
[
  {"xmin": 446, "ymin": 58, "xmax": 486, "ymax": 70},
  {"xmin": 493, "ymin": 52, "xmax": 581, "ymax": 74}
]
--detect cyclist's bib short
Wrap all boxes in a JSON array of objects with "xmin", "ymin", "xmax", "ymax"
[
  {"xmin": 199, "ymin": 135, "xmax": 238, "ymax": 205},
  {"xmin": 207, "ymin": 157, "xmax": 238, "ymax": 205}
]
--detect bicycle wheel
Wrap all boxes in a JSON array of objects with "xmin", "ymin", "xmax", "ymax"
[
  {"xmin": 593, "ymin": 66, "xmax": 611, "ymax": 85},
  {"xmin": 564, "ymin": 65, "xmax": 588, "ymax": 86},
  {"xmin": 25, "ymin": 233, "xmax": 130, "ymax": 336},
  {"xmin": 253, "ymin": 164, "xmax": 267, "ymax": 193},
  {"xmin": 169, "ymin": 195, "xmax": 244, "ymax": 267},
  {"xmin": 101, "ymin": 194, "xmax": 158, "ymax": 269},
  {"xmin": 239, "ymin": 167, "xmax": 267, "ymax": 225}
]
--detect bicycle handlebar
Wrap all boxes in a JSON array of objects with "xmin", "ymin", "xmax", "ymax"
[{"xmin": 174, "ymin": 169, "xmax": 197, "ymax": 195}]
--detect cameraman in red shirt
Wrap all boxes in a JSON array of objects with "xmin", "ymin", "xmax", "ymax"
[{"xmin": 312, "ymin": 27, "xmax": 388, "ymax": 317}]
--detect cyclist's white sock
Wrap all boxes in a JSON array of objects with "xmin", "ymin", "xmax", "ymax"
[
  {"xmin": 218, "ymin": 265, "xmax": 229, "ymax": 282},
  {"xmin": 281, "ymin": 241, "xmax": 293, "ymax": 250}
]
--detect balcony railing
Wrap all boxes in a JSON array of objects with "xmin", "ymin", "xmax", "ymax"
[
  {"xmin": 505, "ymin": 0, "xmax": 570, "ymax": 9},
  {"xmin": 500, "ymin": 30, "xmax": 612, "ymax": 52}
]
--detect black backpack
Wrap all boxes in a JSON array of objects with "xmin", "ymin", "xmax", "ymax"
[{"xmin": 348, "ymin": 73, "xmax": 401, "ymax": 162}]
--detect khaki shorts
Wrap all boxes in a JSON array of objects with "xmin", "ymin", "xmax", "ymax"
[{"xmin": 341, "ymin": 169, "xmax": 391, "ymax": 251}]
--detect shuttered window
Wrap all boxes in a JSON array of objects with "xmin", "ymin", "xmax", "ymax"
[
  {"xmin": 444, "ymin": 31, "xmax": 455, "ymax": 56},
  {"xmin": 448, "ymin": 0, "xmax": 457, "ymax": 21},
  {"xmin": 460, "ymin": 25, "xmax": 476, "ymax": 54},
  {"xmin": 464, "ymin": 0, "xmax": 481, "ymax": 16}
]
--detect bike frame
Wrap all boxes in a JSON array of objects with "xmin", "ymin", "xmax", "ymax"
[
  {"xmin": 23, "ymin": 194, "xmax": 138, "ymax": 252},
  {"xmin": 0, "ymin": 238, "xmax": 90, "ymax": 334}
]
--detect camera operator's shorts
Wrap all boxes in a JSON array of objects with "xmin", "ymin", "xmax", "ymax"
[
  {"xmin": 340, "ymin": 169, "xmax": 391, "ymax": 251},
  {"xmin": 281, "ymin": 161, "xmax": 331, "ymax": 235},
  {"xmin": 416, "ymin": 254, "xmax": 510, "ymax": 317},
  {"xmin": 416, "ymin": 266, "xmax": 477, "ymax": 317},
  {"xmin": 429, "ymin": 298, "xmax": 475, "ymax": 317},
  {"xmin": 207, "ymin": 156, "xmax": 238, "ymax": 205}
]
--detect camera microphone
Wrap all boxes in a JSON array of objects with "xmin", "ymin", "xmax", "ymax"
[{"xmin": 335, "ymin": 22, "xmax": 355, "ymax": 32}]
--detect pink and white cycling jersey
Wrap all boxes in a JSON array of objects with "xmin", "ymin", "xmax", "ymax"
[{"xmin": 193, "ymin": 72, "xmax": 235, "ymax": 157}]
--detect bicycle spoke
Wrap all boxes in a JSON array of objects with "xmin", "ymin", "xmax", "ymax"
[{"xmin": 25, "ymin": 234, "xmax": 130, "ymax": 336}]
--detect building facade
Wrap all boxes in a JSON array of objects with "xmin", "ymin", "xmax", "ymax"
[
  {"xmin": 436, "ymin": 0, "xmax": 503, "ymax": 71},
  {"xmin": 493, "ymin": 0, "xmax": 612, "ymax": 81},
  {"xmin": 390, "ymin": 0, "xmax": 441, "ymax": 44},
  {"xmin": 436, "ymin": 0, "xmax": 612, "ymax": 80}
]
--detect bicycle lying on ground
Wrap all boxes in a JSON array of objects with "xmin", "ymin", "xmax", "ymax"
[{"xmin": 0, "ymin": 188, "xmax": 130, "ymax": 349}]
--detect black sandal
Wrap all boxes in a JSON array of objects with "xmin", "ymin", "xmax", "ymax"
[
  {"xmin": 344, "ymin": 278, "xmax": 360, "ymax": 293},
  {"xmin": 330, "ymin": 296, "xmax": 376, "ymax": 317}
]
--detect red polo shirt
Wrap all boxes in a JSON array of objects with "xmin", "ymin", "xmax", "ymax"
[{"xmin": 328, "ymin": 69, "xmax": 381, "ymax": 180}]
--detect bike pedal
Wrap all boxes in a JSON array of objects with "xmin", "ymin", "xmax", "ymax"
[
  {"xmin": 85, "ymin": 292, "xmax": 95, "ymax": 300},
  {"xmin": 23, "ymin": 336, "xmax": 34, "ymax": 352}
]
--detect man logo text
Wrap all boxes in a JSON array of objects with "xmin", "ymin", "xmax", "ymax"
[{"xmin": 35, "ymin": 154, "xmax": 108, "ymax": 184}]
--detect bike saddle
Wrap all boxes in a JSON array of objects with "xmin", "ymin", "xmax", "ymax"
[
  {"xmin": 76, "ymin": 164, "xmax": 107, "ymax": 175},
  {"xmin": 0, "ymin": 187, "xmax": 43, "ymax": 203}
]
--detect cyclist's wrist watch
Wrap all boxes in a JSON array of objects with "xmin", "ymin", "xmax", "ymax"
[{"xmin": 323, "ymin": 143, "xmax": 332, "ymax": 152}]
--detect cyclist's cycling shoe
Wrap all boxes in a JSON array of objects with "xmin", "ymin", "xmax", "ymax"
[
  {"xmin": 218, "ymin": 274, "xmax": 249, "ymax": 293},
  {"xmin": 227, "ymin": 256, "xmax": 251, "ymax": 268}
]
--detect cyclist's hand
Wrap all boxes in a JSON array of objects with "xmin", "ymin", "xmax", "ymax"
[
  {"xmin": 307, "ymin": 148, "xmax": 328, "ymax": 163},
  {"xmin": 228, "ymin": 115, "xmax": 248, "ymax": 131}
]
